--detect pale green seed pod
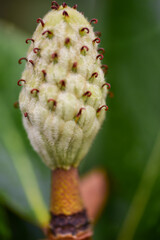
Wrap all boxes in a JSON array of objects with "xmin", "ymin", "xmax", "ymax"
[{"xmin": 18, "ymin": 3, "xmax": 109, "ymax": 170}]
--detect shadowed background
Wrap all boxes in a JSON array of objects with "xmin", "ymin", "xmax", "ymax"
[{"xmin": 0, "ymin": 0, "xmax": 160, "ymax": 239}]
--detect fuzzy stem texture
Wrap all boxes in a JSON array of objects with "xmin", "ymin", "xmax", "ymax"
[
  {"xmin": 47, "ymin": 168, "xmax": 92, "ymax": 240},
  {"xmin": 51, "ymin": 168, "xmax": 84, "ymax": 215}
]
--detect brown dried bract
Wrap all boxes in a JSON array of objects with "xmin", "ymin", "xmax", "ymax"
[
  {"xmin": 80, "ymin": 169, "xmax": 108, "ymax": 222},
  {"xmin": 47, "ymin": 229, "xmax": 92, "ymax": 240}
]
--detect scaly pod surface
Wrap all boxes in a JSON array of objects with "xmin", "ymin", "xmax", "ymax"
[{"xmin": 18, "ymin": 3, "xmax": 109, "ymax": 169}]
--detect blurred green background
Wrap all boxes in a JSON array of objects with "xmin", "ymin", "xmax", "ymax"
[{"xmin": 0, "ymin": 0, "xmax": 160, "ymax": 239}]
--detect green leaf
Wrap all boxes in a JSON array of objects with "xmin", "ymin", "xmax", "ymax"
[
  {"xmin": 80, "ymin": 0, "xmax": 160, "ymax": 239},
  {"xmin": 0, "ymin": 206, "xmax": 11, "ymax": 240},
  {"xmin": 0, "ymin": 21, "xmax": 50, "ymax": 226}
]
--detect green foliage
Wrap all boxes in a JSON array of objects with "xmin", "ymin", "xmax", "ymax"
[
  {"xmin": 88, "ymin": 0, "xmax": 160, "ymax": 239},
  {"xmin": 0, "ymin": 21, "xmax": 50, "ymax": 226},
  {"xmin": 0, "ymin": 0, "xmax": 160, "ymax": 239},
  {"xmin": 0, "ymin": 207, "xmax": 11, "ymax": 240}
]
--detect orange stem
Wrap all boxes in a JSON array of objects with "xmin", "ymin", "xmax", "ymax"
[
  {"xmin": 51, "ymin": 168, "xmax": 84, "ymax": 215},
  {"xmin": 47, "ymin": 168, "xmax": 92, "ymax": 240}
]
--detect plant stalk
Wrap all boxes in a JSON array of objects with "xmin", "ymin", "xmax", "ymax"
[{"xmin": 46, "ymin": 167, "xmax": 93, "ymax": 240}]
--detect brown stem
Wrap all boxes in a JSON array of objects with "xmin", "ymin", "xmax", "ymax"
[{"xmin": 46, "ymin": 168, "xmax": 93, "ymax": 240}]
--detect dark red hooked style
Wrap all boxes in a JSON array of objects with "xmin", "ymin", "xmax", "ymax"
[
  {"xmin": 18, "ymin": 57, "xmax": 28, "ymax": 64},
  {"xmin": 63, "ymin": 11, "xmax": 69, "ymax": 17},
  {"xmin": 90, "ymin": 18, "xmax": 98, "ymax": 24},
  {"xmin": 59, "ymin": 80, "xmax": 66, "ymax": 88},
  {"xmin": 91, "ymin": 72, "xmax": 98, "ymax": 78},
  {"xmin": 42, "ymin": 70, "xmax": 47, "ymax": 77},
  {"xmin": 17, "ymin": 79, "xmax": 26, "ymax": 86},
  {"xmin": 65, "ymin": 37, "xmax": 70, "ymax": 44},
  {"xmin": 51, "ymin": 5, "xmax": 58, "ymax": 10},
  {"xmin": 52, "ymin": 53, "xmax": 58, "ymax": 62},
  {"xmin": 102, "ymin": 83, "xmax": 111, "ymax": 89},
  {"xmin": 65, "ymin": 37, "xmax": 71, "ymax": 47},
  {"xmin": 83, "ymin": 91, "xmax": 92, "ymax": 97},
  {"xmin": 80, "ymin": 27, "xmax": 90, "ymax": 34},
  {"xmin": 72, "ymin": 4, "xmax": 77, "ymax": 9},
  {"xmin": 48, "ymin": 99, "xmax": 57, "ymax": 106},
  {"xmin": 98, "ymin": 48, "xmax": 105, "ymax": 54},
  {"xmin": 76, "ymin": 108, "xmax": 86, "ymax": 118},
  {"xmin": 37, "ymin": 18, "xmax": 45, "ymax": 27},
  {"xmin": 72, "ymin": 62, "xmax": 77, "ymax": 72},
  {"xmin": 33, "ymin": 48, "xmax": 40, "ymax": 54},
  {"xmin": 51, "ymin": 1, "xmax": 59, "ymax": 8},
  {"xmin": 25, "ymin": 38, "xmax": 34, "ymax": 44},
  {"xmin": 51, "ymin": 1, "xmax": 59, "ymax": 10},
  {"xmin": 96, "ymin": 54, "xmax": 104, "ymax": 60},
  {"xmin": 52, "ymin": 53, "xmax": 58, "ymax": 58},
  {"xmin": 42, "ymin": 30, "xmax": 53, "ymax": 36},
  {"xmin": 62, "ymin": 2, "xmax": 67, "ymax": 8},
  {"xmin": 97, "ymin": 105, "xmax": 109, "ymax": 113},
  {"xmin": 93, "ymin": 37, "xmax": 101, "ymax": 44},
  {"xmin": 95, "ymin": 31, "xmax": 102, "ymax": 37},
  {"xmin": 101, "ymin": 64, "xmax": 108, "ymax": 73},
  {"xmin": 30, "ymin": 89, "xmax": 39, "ymax": 94},
  {"xmin": 24, "ymin": 112, "xmax": 28, "ymax": 117},
  {"xmin": 81, "ymin": 46, "xmax": 89, "ymax": 52},
  {"xmin": 28, "ymin": 60, "xmax": 34, "ymax": 66}
]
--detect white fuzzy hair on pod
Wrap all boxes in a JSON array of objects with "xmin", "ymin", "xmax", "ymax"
[{"xmin": 18, "ymin": 3, "xmax": 109, "ymax": 169}]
